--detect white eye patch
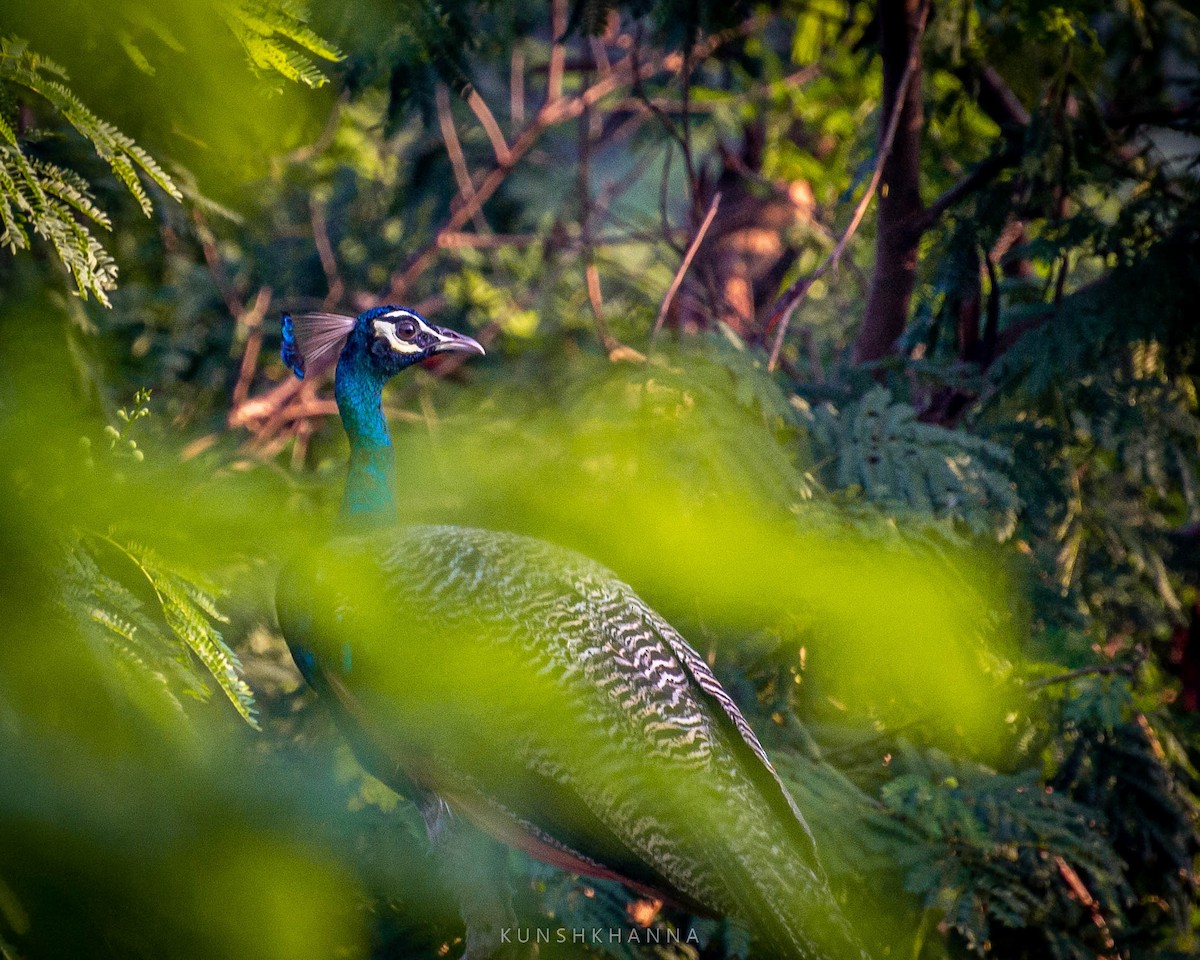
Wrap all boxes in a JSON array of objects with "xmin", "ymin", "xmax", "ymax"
[
  {"xmin": 384, "ymin": 309, "xmax": 439, "ymax": 335},
  {"xmin": 372, "ymin": 313, "xmax": 438, "ymax": 355}
]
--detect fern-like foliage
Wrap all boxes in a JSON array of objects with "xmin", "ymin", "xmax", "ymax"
[
  {"xmin": 0, "ymin": 36, "xmax": 180, "ymax": 306},
  {"xmin": 877, "ymin": 748, "xmax": 1130, "ymax": 960},
  {"xmin": 63, "ymin": 533, "xmax": 259, "ymax": 728},
  {"xmin": 1051, "ymin": 679, "xmax": 1199, "ymax": 936},
  {"xmin": 798, "ymin": 386, "xmax": 1020, "ymax": 539},
  {"xmin": 219, "ymin": 0, "xmax": 343, "ymax": 89}
]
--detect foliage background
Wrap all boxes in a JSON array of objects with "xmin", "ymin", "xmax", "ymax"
[{"xmin": 1, "ymin": 1, "xmax": 1198, "ymax": 959}]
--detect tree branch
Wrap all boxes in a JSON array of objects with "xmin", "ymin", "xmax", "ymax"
[
  {"xmin": 436, "ymin": 84, "xmax": 489, "ymax": 234},
  {"xmin": 310, "ymin": 198, "xmax": 344, "ymax": 308},
  {"xmin": 915, "ymin": 144, "xmax": 1021, "ymax": 233},
  {"xmin": 954, "ymin": 62, "xmax": 1030, "ymax": 132},
  {"xmin": 385, "ymin": 24, "xmax": 750, "ymax": 302},
  {"xmin": 1024, "ymin": 662, "xmax": 1137, "ymax": 690},
  {"xmin": 767, "ymin": 0, "xmax": 929, "ymax": 372},
  {"xmin": 547, "ymin": 0, "xmax": 566, "ymax": 106},
  {"xmin": 651, "ymin": 191, "xmax": 721, "ymax": 343},
  {"xmin": 853, "ymin": 0, "xmax": 931, "ymax": 365},
  {"xmin": 466, "ymin": 88, "xmax": 512, "ymax": 165}
]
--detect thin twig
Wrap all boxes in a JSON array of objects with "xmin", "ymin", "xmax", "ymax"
[
  {"xmin": 510, "ymin": 46, "xmax": 526, "ymax": 128},
  {"xmin": 594, "ymin": 144, "xmax": 658, "ymax": 218},
  {"xmin": 981, "ymin": 250, "xmax": 1000, "ymax": 364},
  {"xmin": 658, "ymin": 139, "xmax": 680, "ymax": 254},
  {"xmin": 466, "ymin": 88, "xmax": 512, "ymax": 165},
  {"xmin": 285, "ymin": 89, "xmax": 348, "ymax": 165},
  {"xmin": 386, "ymin": 26, "xmax": 745, "ymax": 301},
  {"xmin": 651, "ymin": 191, "xmax": 721, "ymax": 343},
  {"xmin": 310, "ymin": 199, "xmax": 344, "ymax": 308},
  {"xmin": 229, "ymin": 377, "xmax": 304, "ymax": 430},
  {"xmin": 436, "ymin": 84, "xmax": 488, "ymax": 233},
  {"xmin": 192, "ymin": 209, "xmax": 243, "ymax": 319},
  {"xmin": 1054, "ymin": 856, "xmax": 1117, "ymax": 955},
  {"xmin": 290, "ymin": 418, "xmax": 313, "ymax": 470},
  {"xmin": 766, "ymin": 0, "xmax": 930, "ymax": 372},
  {"xmin": 916, "ymin": 145, "xmax": 1020, "ymax": 232},
  {"xmin": 629, "ymin": 24, "xmax": 697, "ymax": 209},
  {"xmin": 589, "ymin": 36, "xmax": 611, "ymax": 77},
  {"xmin": 230, "ymin": 286, "xmax": 273, "ymax": 412},
  {"xmin": 547, "ymin": 0, "xmax": 566, "ymax": 106},
  {"xmin": 1053, "ymin": 251, "xmax": 1069, "ymax": 306},
  {"xmin": 579, "ymin": 84, "xmax": 614, "ymax": 352},
  {"xmin": 618, "ymin": 63, "xmax": 821, "ymax": 118},
  {"xmin": 1024, "ymin": 661, "xmax": 1136, "ymax": 690},
  {"xmin": 439, "ymin": 229, "xmax": 684, "ymax": 250},
  {"xmin": 679, "ymin": 47, "xmax": 697, "ymax": 209}
]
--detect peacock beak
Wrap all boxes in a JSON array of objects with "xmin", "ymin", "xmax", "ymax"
[{"xmin": 430, "ymin": 327, "xmax": 485, "ymax": 356}]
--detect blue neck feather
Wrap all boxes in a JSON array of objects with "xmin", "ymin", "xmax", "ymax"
[{"xmin": 334, "ymin": 356, "xmax": 397, "ymax": 526}]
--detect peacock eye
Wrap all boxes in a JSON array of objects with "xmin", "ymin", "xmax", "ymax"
[{"xmin": 395, "ymin": 319, "xmax": 418, "ymax": 340}]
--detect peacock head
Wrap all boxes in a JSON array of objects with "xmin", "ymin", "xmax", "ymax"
[{"xmin": 281, "ymin": 305, "xmax": 484, "ymax": 382}]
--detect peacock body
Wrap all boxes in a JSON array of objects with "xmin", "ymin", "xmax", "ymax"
[{"xmin": 275, "ymin": 306, "xmax": 868, "ymax": 960}]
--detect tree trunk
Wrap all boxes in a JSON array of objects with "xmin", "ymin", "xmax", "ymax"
[{"xmin": 854, "ymin": 0, "xmax": 925, "ymax": 365}]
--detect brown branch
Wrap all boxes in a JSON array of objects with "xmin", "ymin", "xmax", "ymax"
[
  {"xmin": 192, "ymin": 209, "xmax": 243, "ymax": 319},
  {"xmin": 310, "ymin": 198, "xmax": 344, "ymax": 308},
  {"xmin": 589, "ymin": 37, "xmax": 612, "ymax": 78},
  {"xmin": 1054, "ymin": 856, "xmax": 1117, "ymax": 956},
  {"xmin": 385, "ymin": 26, "xmax": 744, "ymax": 302},
  {"xmin": 766, "ymin": 1, "xmax": 929, "ymax": 372},
  {"xmin": 290, "ymin": 417, "xmax": 313, "ymax": 471},
  {"xmin": 510, "ymin": 47, "xmax": 526, "ymax": 128},
  {"xmin": 651, "ymin": 191, "xmax": 721, "ymax": 343},
  {"xmin": 438, "ymin": 229, "xmax": 684, "ymax": 250},
  {"xmin": 585, "ymin": 262, "xmax": 606, "ymax": 324},
  {"xmin": 981, "ymin": 250, "xmax": 1000, "ymax": 365},
  {"xmin": 579, "ymin": 86, "xmax": 614, "ymax": 353},
  {"xmin": 436, "ymin": 84, "xmax": 489, "ymax": 233},
  {"xmin": 852, "ymin": 0, "xmax": 931, "ymax": 366},
  {"xmin": 547, "ymin": 0, "xmax": 566, "ymax": 106},
  {"xmin": 956, "ymin": 62, "xmax": 1030, "ymax": 132},
  {"xmin": 466, "ymin": 88, "xmax": 512, "ymax": 165},
  {"xmin": 579, "ymin": 82, "xmax": 642, "ymax": 362},
  {"xmin": 229, "ymin": 376, "xmax": 307, "ymax": 436},
  {"xmin": 230, "ymin": 286, "xmax": 273, "ymax": 413}
]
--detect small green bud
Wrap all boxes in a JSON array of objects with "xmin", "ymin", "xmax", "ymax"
[
  {"xmin": 132, "ymin": 449, "xmax": 145, "ymax": 462},
  {"xmin": 79, "ymin": 436, "xmax": 91, "ymax": 449},
  {"xmin": 103, "ymin": 425, "xmax": 120, "ymax": 439}
]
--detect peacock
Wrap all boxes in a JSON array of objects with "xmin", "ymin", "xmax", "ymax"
[{"xmin": 274, "ymin": 305, "xmax": 870, "ymax": 960}]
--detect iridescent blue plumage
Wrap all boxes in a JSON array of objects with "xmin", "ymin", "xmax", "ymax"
[{"xmin": 280, "ymin": 312, "xmax": 304, "ymax": 379}]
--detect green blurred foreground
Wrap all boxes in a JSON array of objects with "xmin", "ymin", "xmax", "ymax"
[{"xmin": 0, "ymin": 317, "xmax": 1016, "ymax": 958}]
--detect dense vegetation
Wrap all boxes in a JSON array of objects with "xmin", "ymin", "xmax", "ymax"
[{"xmin": 1, "ymin": 1, "xmax": 1197, "ymax": 958}]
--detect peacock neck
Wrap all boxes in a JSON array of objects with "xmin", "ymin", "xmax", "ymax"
[{"xmin": 334, "ymin": 361, "xmax": 397, "ymax": 526}]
